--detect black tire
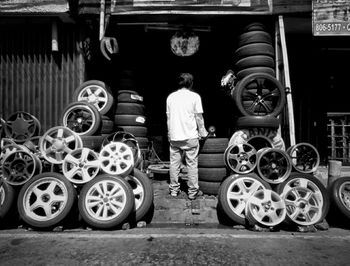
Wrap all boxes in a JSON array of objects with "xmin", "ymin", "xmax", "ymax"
[
  {"xmin": 125, "ymin": 168, "xmax": 154, "ymax": 223},
  {"xmin": 61, "ymin": 101, "xmax": 102, "ymax": 136},
  {"xmin": 328, "ymin": 176, "xmax": 350, "ymax": 221},
  {"xmin": 117, "ymin": 90, "xmax": 144, "ymax": 103},
  {"xmin": 101, "ymin": 116, "xmax": 114, "ymax": 134},
  {"xmin": 115, "ymin": 103, "xmax": 145, "ymax": 115},
  {"xmin": 276, "ymin": 172, "xmax": 330, "ymax": 226},
  {"xmin": 199, "ymin": 138, "xmax": 229, "ymax": 153},
  {"xmin": 234, "ymin": 43, "xmax": 274, "ymax": 62},
  {"xmin": 242, "ymin": 22, "xmax": 267, "ymax": 32},
  {"xmin": 73, "ymin": 80, "xmax": 114, "ymax": 116},
  {"xmin": 17, "ymin": 172, "xmax": 77, "ymax": 230},
  {"xmin": 78, "ymin": 175, "xmax": 134, "ymax": 229},
  {"xmin": 236, "ymin": 116, "xmax": 280, "ymax": 130},
  {"xmin": 236, "ymin": 67, "xmax": 276, "ymax": 80},
  {"xmin": 115, "ymin": 126, "xmax": 148, "ymax": 137},
  {"xmin": 0, "ymin": 181, "xmax": 16, "ymax": 220},
  {"xmin": 81, "ymin": 135, "xmax": 105, "ymax": 152},
  {"xmin": 114, "ymin": 114, "xmax": 146, "ymax": 126},
  {"xmin": 218, "ymin": 173, "xmax": 271, "ymax": 225},
  {"xmin": 198, "ymin": 180, "xmax": 221, "ymax": 196},
  {"xmin": 233, "ymin": 73, "xmax": 286, "ymax": 117},
  {"xmin": 238, "ymin": 31, "xmax": 272, "ymax": 47},
  {"xmin": 235, "ymin": 55, "xmax": 275, "ymax": 71},
  {"xmin": 198, "ymin": 153, "xmax": 225, "ymax": 168},
  {"xmin": 198, "ymin": 167, "xmax": 228, "ymax": 182}
]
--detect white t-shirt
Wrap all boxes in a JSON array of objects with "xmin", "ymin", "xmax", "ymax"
[{"xmin": 166, "ymin": 88, "xmax": 204, "ymax": 141}]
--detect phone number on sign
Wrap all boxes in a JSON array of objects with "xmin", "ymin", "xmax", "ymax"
[{"xmin": 315, "ymin": 23, "xmax": 349, "ymax": 32}]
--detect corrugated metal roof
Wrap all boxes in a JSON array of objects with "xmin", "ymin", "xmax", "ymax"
[{"xmin": 0, "ymin": 0, "xmax": 69, "ymax": 13}]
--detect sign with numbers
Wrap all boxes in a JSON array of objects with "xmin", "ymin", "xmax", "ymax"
[{"xmin": 313, "ymin": 0, "xmax": 350, "ymax": 36}]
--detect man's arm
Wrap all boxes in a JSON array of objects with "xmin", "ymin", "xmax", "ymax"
[{"xmin": 195, "ymin": 113, "xmax": 208, "ymax": 138}]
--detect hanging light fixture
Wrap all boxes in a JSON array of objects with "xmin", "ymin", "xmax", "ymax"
[{"xmin": 170, "ymin": 28, "xmax": 200, "ymax": 57}]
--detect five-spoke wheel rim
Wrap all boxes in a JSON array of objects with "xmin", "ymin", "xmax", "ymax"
[
  {"xmin": 99, "ymin": 142, "xmax": 134, "ymax": 176},
  {"xmin": 4, "ymin": 111, "xmax": 38, "ymax": 142},
  {"xmin": 224, "ymin": 143, "xmax": 257, "ymax": 174},
  {"xmin": 22, "ymin": 176, "xmax": 69, "ymax": 222},
  {"xmin": 62, "ymin": 148, "xmax": 100, "ymax": 185},
  {"xmin": 77, "ymin": 85, "xmax": 109, "ymax": 113},
  {"xmin": 245, "ymin": 189, "xmax": 286, "ymax": 227},
  {"xmin": 39, "ymin": 126, "xmax": 83, "ymax": 164}
]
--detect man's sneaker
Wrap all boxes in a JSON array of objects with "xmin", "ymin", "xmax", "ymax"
[
  {"xmin": 170, "ymin": 190, "xmax": 179, "ymax": 197},
  {"xmin": 188, "ymin": 190, "xmax": 203, "ymax": 200}
]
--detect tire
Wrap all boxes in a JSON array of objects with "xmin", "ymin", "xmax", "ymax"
[
  {"xmin": 78, "ymin": 175, "xmax": 134, "ymax": 230},
  {"xmin": 17, "ymin": 172, "xmax": 77, "ymax": 230},
  {"xmin": 117, "ymin": 90, "xmax": 144, "ymax": 103},
  {"xmin": 73, "ymin": 80, "xmax": 114, "ymax": 116},
  {"xmin": 125, "ymin": 168, "xmax": 154, "ymax": 223},
  {"xmin": 81, "ymin": 135, "xmax": 105, "ymax": 152},
  {"xmin": 233, "ymin": 73, "xmax": 286, "ymax": 117},
  {"xmin": 237, "ymin": 31, "xmax": 272, "ymax": 47},
  {"xmin": 234, "ymin": 43, "xmax": 274, "ymax": 62},
  {"xmin": 199, "ymin": 138, "xmax": 229, "ymax": 153},
  {"xmin": 328, "ymin": 176, "xmax": 350, "ymax": 221},
  {"xmin": 229, "ymin": 128, "xmax": 285, "ymax": 151},
  {"xmin": 61, "ymin": 101, "xmax": 102, "ymax": 136},
  {"xmin": 114, "ymin": 114, "xmax": 146, "ymax": 126},
  {"xmin": 218, "ymin": 173, "xmax": 271, "ymax": 225},
  {"xmin": 198, "ymin": 153, "xmax": 225, "ymax": 168},
  {"xmin": 276, "ymin": 172, "xmax": 330, "ymax": 226},
  {"xmin": 236, "ymin": 67, "xmax": 276, "ymax": 80},
  {"xmin": 0, "ymin": 181, "xmax": 16, "ymax": 221},
  {"xmin": 198, "ymin": 167, "xmax": 227, "ymax": 182},
  {"xmin": 236, "ymin": 116, "xmax": 280, "ymax": 130},
  {"xmin": 242, "ymin": 22, "xmax": 267, "ymax": 32},
  {"xmin": 115, "ymin": 103, "xmax": 145, "ymax": 115},
  {"xmin": 198, "ymin": 180, "xmax": 221, "ymax": 196},
  {"xmin": 101, "ymin": 116, "xmax": 114, "ymax": 134},
  {"xmin": 235, "ymin": 55, "xmax": 275, "ymax": 71},
  {"xmin": 115, "ymin": 126, "xmax": 148, "ymax": 137}
]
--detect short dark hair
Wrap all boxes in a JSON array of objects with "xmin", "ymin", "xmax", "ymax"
[{"xmin": 178, "ymin": 73, "xmax": 193, "ymax": 89}]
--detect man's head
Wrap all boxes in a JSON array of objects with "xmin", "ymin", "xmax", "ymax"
[{"xmin": 178, "ymin": 73, "xmax": 193, "ymax": 89}]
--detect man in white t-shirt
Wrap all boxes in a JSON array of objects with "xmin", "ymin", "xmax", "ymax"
[{"xmin": 166, "ymin": 73, "xmax": 208, "ymax": 200}]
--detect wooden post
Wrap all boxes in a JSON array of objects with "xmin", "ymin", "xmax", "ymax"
[{"xmin": 278, "ymin": 15, "xmax": 296, "ymax": 147}]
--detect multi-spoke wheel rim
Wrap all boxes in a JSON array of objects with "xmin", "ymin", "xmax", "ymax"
[
  {"xmin": 62, "ymin": 103, "xmax": 99, "ymax": 136},
  {"xmin": 234, "ymin": 73, "xmax": 286, "ymax": 116},
  {"xmin": 22, "ymin": 176, "xmax": 69, "ymax": 222},
  {"xmin": 257, "ymin": 148, "xmax": 292, "ymax": 184},
  {"xmin": 84, "ymin": 179, "xmax": 128, "ymax": 221},
  {"xmin": 77, "ymin": 85, "xmax": 109, "ymax": 113},
  {"xmin": 2, "ymin": 150, "xmax": 42, "ymax": 186},
  {"xmin": 125, "ymin": 175, "xmax": 144, "ymax": 211},
  {"xmin": 62, "ymin": 148, "xmax": 100, "ymax": 185},
  {"xmin": 226, "ymin": 176, "xmax": 268, "ymax": 219},
  {"xmin": 245, "ymin": 189, "xmax": 286, "ymax": 227},
  {"xmin": 281, "ymin": 177, "xmax": 324, "ymax": 226},
  {"xmin": 102, "ymin": 131, "xmax": 141, "ymax": 165},
  {"xmin": 224, "ymin": 143, "xmax": 257, "ymax": 174},
  {"xmin": 0, "ymin": 184, "xmax": 5, "ymax": 206},
  {"xmin": 339, "ymin": 181, "xmax": 350, "ymax": 211},
  {"xmin": 286, "ymin": 143, "xmax": 320, "ymax": 174},
  {"xmin": 39, "ymin": 126, "xmax": 83, "ymax": 164},
  {"xmin": 99, "ymin": 142, "xmax": 134, "ymax": 176},
  {"xmin": 4, "ymin": 111, "xmax": 38, "ymax": 142}
]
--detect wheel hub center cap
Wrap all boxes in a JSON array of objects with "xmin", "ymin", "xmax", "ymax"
[
  {"xmin": 52, "ymin": 139, "xmax": 66, "ymax": 151},
  {"xmin": 42, "ymin": 194, "xmax": 50, "ymax": 202}
]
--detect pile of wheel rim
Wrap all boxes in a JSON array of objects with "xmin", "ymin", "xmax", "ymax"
[{"xmin": 0, "ymin": 82, "xmax": 154, "ymax": 231}]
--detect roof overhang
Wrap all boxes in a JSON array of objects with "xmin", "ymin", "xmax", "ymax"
[{"xmin": 0, "ymin": 0, "xmax": 69, "ymax": 14}]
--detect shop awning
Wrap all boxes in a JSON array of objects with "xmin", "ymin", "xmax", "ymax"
[{"xmin": 0, "ymin": 0, "xmax": 69, "ymax": 14}]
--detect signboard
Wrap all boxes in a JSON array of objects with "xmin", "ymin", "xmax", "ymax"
[
  {"xmin": 112, "ymin": 0, "xmax": 271, "ymax": 15},
  {"xmin": 313, "ymin": 0, "xmax": 350, "ymax": 36}
]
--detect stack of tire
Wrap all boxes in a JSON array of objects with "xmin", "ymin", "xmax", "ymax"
[
  {"xmin": 233, "ymin": 22, "xmax": 275, "ymax": 81},
  {"xmin": 215, "ymin": 22, "xmax": 330, "ymax": 230},
  {"xmin": 198, "ymin": 137, "xmax": 229, "ymax": 196},
  {"xmin": 114, "ymin": 90, "xmax": 149, "ymax": 151},
  {"xmin": 64, "ymin": 80, "xmax": 116, "ymax": 152}
]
